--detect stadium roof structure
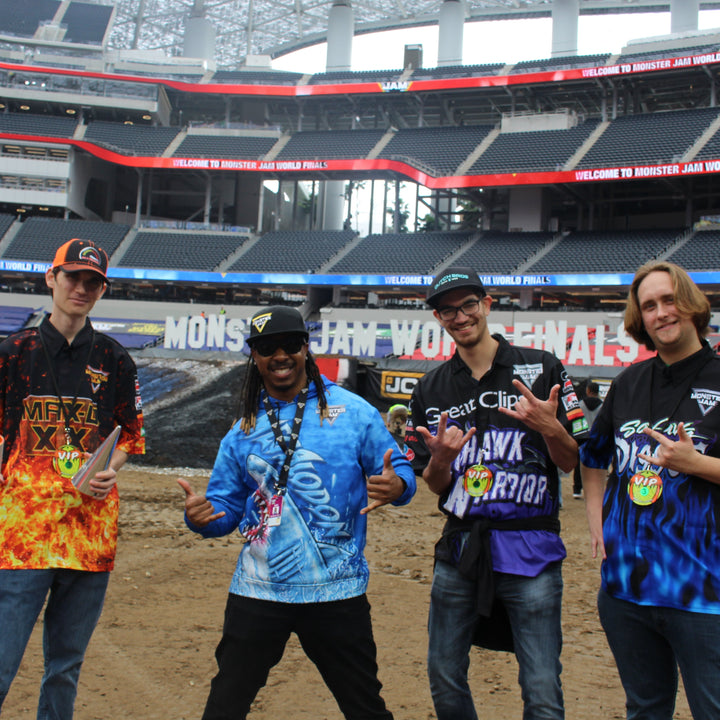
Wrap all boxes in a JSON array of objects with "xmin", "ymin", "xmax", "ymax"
[{"xmin": 108, "ymin": 0, "xmax": 720, "ymax": 69}]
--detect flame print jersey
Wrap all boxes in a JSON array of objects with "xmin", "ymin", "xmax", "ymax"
[
  {"xmin": 0, "ymin": 317, "xmax": 145, "ymax": 571},
  {"xmin": 581, "ymin": 342, "xmax": 720, "ymax": 614},
  {"xmin": 188, "ymin": 377, "xmax": 416, "ymax": 604},
  {"xmin": 406, "ymin": 335, "xmax": 587, "ymax": 577}
]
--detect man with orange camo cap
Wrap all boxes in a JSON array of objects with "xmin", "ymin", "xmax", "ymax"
[{"xmin": 0, "ymin": 239, "xmax": 144, "ymax": 719}]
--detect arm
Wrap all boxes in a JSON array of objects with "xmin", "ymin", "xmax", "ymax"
[
  {"xmin": 361, "ymin": 406, "xmax": 416, "ymax": 513},
  {"xmin": 177, "ymin": 477, "xmax": 227, "ymax": 528},
  {"xmin": 417, "ymin": 412, "xmax": 476, "ymax": 496},
  {"xmin": 498, "ymin": 379, "xmax": 578, "ymax": 473},
  {"xmin": 582, "ymin": 464, "xmax": 607, "ymax": 559},
  {"xmin": 640, "ymin": 423, "xmax": 720, "ymax": 485},
  {"xmin": 88, "ymin": 447, "xmax": 128, "ymax": 500},
  {"xmin": 362, "ymin": 447, "xmax": 415, "ymax": 514}
]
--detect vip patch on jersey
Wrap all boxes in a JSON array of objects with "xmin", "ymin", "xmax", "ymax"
[
  {"xmin": 53, "ymin": 444, "xmax": 84, "ymax": 479},
  {"xmin": 628, "ymin": 468, "xmax": 663, "ymax": 506},
  {"xmin": 86, "ymin": 365, "xmax": 109, "ymax": 393},
  {"xmin": 513, "ymin": 363, "xmax": 543, "ymax": 388},
  {"xmin": 251, "ymin": 312, "xmax": 272, "ymax": 334},
  {"xmin": 691, "ymin": 388, "xmax": 720, "ymax": 416},
  {"xmin": 463, "ymin": 463, "xmax": 493, "ymax": 497},
  {"xmin": 321, "ymin": 404, "xmax": 346, "ymax": 425}
]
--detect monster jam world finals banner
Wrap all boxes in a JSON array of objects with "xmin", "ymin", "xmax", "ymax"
[{"xmin": 162, "ymin": 312, "xmax": 655, "ymax": 369}]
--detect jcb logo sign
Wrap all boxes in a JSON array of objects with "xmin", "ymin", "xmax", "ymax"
[{"xmin": 381, "ymin": 371, "xmax": 424, "ymax": 399}]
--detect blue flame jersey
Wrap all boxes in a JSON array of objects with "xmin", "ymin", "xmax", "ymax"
[
  {"xmin": 581, "ymin": 342, "xmax": 720, "ymax": 614},
  {"xmin": 186, "ymin": 377, "xmax": 415, "ymax": 604},
  {"xmin": 406, "ymin": 335, "xmax": 587, "ymax": 577}
]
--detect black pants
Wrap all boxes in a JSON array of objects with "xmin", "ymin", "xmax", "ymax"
[
  {"xmin": 573, "ymin": 464, "xmax": 582, "ymax": 495},
  {"xmin": 202, "ymin": 593, "xmax": 394, "ymax": 720}
]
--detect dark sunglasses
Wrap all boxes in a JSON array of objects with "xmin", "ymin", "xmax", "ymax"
[{"xmin": 252, "ymin": 336, "xmax": 306, "ymax": 357}]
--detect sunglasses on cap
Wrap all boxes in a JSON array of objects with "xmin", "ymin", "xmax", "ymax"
[{"xmin": 251, "ymin": 335, "xmax": 307, "ymax": 357}]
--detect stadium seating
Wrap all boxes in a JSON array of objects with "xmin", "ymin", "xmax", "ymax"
[
  {"xmin": 379, "ymin": 125, "xmax": 494, "ymax": 175},
  {"xmin": 666, "ymin": 230, "xmax": 720, "ymax": 270},
  {"xmin": 468, "ymin": 121, "xmax": 600, "ymax": 175},
  {"xmin": 228, "ymin": 230, "xmax": 356, "ymax": 273},
  {"xmin": 617, "ymin": 43, "xmax": 720, "ymax": 64},
  {"xmin": 3, "ymin": 217, "xmax": 130, "ymax": 261},
  {"xmin": 510, "ymin": 54, "xmax": 611, "ymax": 74},
  {"xmin": 0, "ymin": 112, "xmax": 77, "ymax": 138},
  {"xmin": 175, "ymin": 134, "xmax": 278, "ymax": 159},
  {"xmin": 527, "ymin": 229, "xmax": 685, "ymax": 273},
  {"xmin": 118, "ymin": 231, "xmax": 248, "ymax": 271},
  {"xmin": 0, "ymin": 305, "xmax": 37, "ymax": 337},
  {"xmin": 308, "ymin": 69, "xmax": 405, "ymax": 85},
  {"xmin": 577, "ymin": 108, "xmax": 720, "ymax": 168},
  {"xmin": 61, "ymin": 2, "xmax": 113, "ymax": 45},
  {"xmin": 327, "ymin": 231, "xmax": 473, "ymax": 274},
  {"xmin": 0, "ymin": 213, "xmax": 16, "ymax": 240},
  {"xmin": 0, "ymin": 1, "xmax": 59, "ymax": 38},
  {"xmin": 211, "ymin": 70, "xmax": 304, "ymax": 85},
  {"xmin": 410, "ymin": 64, "xmax": 504, "ymax": 80},
  {"xmin": 453, "ymin": 232, "xmax": 555, "ymax": 273},
  {"xmin": 84, "ymin": 121, "xmax": 180, "ymax": 155}
]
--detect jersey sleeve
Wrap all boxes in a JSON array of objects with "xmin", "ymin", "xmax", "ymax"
[
  {"xmin": 405, "ymin": 381, "xmax": 431, "ymax": 475},
  {"xmin": 186, "ymin": 424, "xmax": 250, "ymax": 538},
  {"xmin": 114, "ymin": 351, "xmax": 145, "ymax": 456},
  {"xmin": 360, "ymin": 406, "xmax": 416, "ymax": 506}
]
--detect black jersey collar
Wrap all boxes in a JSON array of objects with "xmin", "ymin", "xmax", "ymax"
[
  {"xmin": 652, "ymin": 340, "xmax": 714, "ymax": 387},
  {"xmin": 40, "ymin": 315, "xmax": 95, "ymax": 355},
  {"xmin": 449, "ymin": 333, "xmax": 512, "ymax": 376}
]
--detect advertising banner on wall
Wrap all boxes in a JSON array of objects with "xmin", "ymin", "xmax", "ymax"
[{"xmin": 161, "ymin": 312, "xmax": 656, "ymax": 368}]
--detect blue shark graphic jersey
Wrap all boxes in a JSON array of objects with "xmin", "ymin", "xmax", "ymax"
[
  {"xmin": 188, "ymin": 377, "xmax": 416, "ymax": 604},
  {"xmin": 406, "ymin": 335, "xmax": 587, "ymax": 577},
  {"xmin": 581, "ymin": 343, "xmax": 720, "ymax": 614}
]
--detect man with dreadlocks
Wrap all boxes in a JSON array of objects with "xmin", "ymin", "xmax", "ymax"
[{"xmin": 178, "ymin": 305, "xmax": 416, "ymax": 720}]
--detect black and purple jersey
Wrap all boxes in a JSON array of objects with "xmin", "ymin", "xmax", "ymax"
[{"xmin": 407, "ymin": 334, "xmax": 587, "ymax": 577}]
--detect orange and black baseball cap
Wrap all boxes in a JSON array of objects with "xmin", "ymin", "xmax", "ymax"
[{"xmin": 52, "ymin": 239, "xmax": 108, "ymax": 279}]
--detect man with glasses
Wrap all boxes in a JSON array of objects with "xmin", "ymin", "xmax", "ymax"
[
  {"xmin": 0, "ymin": 239, "xmax": 145, "ymax": 718},
  {"xmin": 178, "ymin": 305, "xmax": 415, "ymax": 720},
  {"xmin": 405, "ymin": 267, "xmax": 586, "ymax": 720}
]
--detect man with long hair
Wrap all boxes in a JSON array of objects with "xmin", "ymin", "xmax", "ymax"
[
  {"xmin": 178, "ymin": 305, "xmax": 415, "ymax": 720},
  {"xmin": 581, "ymin": 260, "xmax": 720, "ymax": 719}
]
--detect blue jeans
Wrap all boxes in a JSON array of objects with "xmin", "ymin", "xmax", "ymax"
[
  {"xmin": 0, "ymin": 568, "xmax": 109, "ymax": 720},
  {"xmin": 203, "ymin": 593, "xmax": 393, "ymax": 720},
  {"xmin": 428, "ymin": 559, "xmax": 564, "ymax": 720},
  {"xmin": 598, "ymin": 589, "xmax": 720, "ymax": 720}
]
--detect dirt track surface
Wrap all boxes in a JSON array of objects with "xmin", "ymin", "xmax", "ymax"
[{"xmin": 4, "ymin": 467, "xmax": 693, "ymax": 720}]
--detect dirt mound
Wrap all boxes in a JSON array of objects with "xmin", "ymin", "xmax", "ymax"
[{"xmin": 135, "ymin": 359, "xmax": 246, "ymax": 469}]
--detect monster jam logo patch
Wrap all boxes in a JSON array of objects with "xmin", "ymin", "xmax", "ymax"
[
  {"xmin": 321, "ymin": 404, "xmax": 346, "ymax": 425},
  {"xmin": 691, "ymin": 388, "xmax": 720, "ymax": 416},
  {"xmin": 86, "ymin": 365, "xmax": 109, "ymax": 393},
  {"xmin": 514, "ymin": 363, "xmax": 543, "ymax": 389},
  {"xmin": 251, "ymin": 313, "xmax": 272, "ymax": 334}
]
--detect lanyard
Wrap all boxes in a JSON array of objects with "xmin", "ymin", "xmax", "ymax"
[
  {"xmin": 38, "ymin": 325, "xmax": 95, "ymax": 450},
  {"xmin": 262, "ymin": 385, "xmax": 309, "ymax": 496}
]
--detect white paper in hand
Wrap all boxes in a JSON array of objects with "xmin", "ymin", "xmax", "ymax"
[{"xmin": 72, "ymin": 426, "xmax": 121, "ymax": 496}]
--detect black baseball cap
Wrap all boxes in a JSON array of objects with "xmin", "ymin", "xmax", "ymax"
[
  {"xmin": 426, "ymin": 266, "xmax": 485, "ymax": 308},
  {"xmin": 247, "ymin": 306, "xmax": 309, "ymax": 346}
]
